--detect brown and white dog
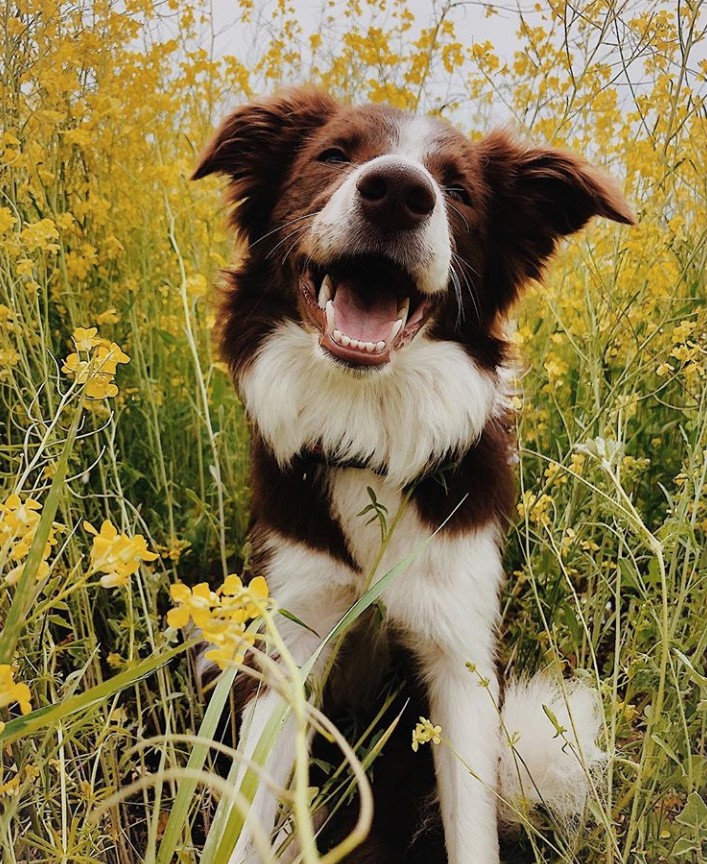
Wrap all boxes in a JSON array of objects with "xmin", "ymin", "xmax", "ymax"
[{"xmin": 193, "ymin": 87, "xmax": 633, "ymax": 864}]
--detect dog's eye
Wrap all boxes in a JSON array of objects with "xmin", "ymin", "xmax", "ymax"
[
  {"xmin": 318, "ymin": 148, "xmax": 350, "ymax": 165},
  {"xmin": 445, "ymin": 187, "xmax": 473, "ymax": 207}
]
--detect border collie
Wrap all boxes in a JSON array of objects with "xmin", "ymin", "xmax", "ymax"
[{"xmin": 193, "ymin": 86, "xmax": 633, "ymax": 864}]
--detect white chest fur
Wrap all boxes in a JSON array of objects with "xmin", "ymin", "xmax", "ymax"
[
  {"xmin": 239, "ymin": 321, "xmax": 498, "ymax": 487},
  {"xmin": 328, "ymin": 468, "xmax": 504, "ymax": 654}
]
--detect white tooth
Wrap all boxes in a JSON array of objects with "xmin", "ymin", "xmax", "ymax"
[
  {"xmin": 341, "ymin": 334, "xmax": 351, "ymax": 347},
  {"xmin": 364, "ymin": 341, "xmax": 375, "ymax": 353},
  {"xmin": 389, "ymin": 318, "xmax": 403, "ymax": 343},
  {"xmin": 325, "ymin": 300, "xmax": 336, "ymax": 334},
  {"xmin": 350, "ymin": 339, "xmax": 359, "ymax": 349},
  {"xmin": 332, "ymin": 329, "xmax": 342, "ymax": 343},
  {"xmin": 398, "ymin": 297, "xmax": 410, "ymax": 323},
  {"xmin": 376, "ymin": 341, "xmax": 386, "ymax": 352},
  {"xmin": 318, "ymin": 275, "xmax": 334, "ymax": 308}
]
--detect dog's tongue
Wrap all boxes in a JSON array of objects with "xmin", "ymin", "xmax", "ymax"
[{"xmin": 333, "ymin": 280, "xmax": 398, "ymax": 343}]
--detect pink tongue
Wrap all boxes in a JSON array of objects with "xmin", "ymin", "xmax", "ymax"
[{"xmin": 332, "ymin": 282, "xmax": 399, "ymax": 342}]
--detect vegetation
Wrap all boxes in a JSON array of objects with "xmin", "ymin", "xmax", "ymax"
[{"xmin": 0, "ymin": 1, "xmax": 704, "ymax": 861}]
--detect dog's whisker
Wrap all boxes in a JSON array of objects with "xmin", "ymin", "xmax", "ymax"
[
  {"xmin": 449, "ymin": 267, "xmax": 465, "ymax": 329},
  {"xmin": 251, "ymin": 213, "xmax": 316, "ymax": 249},
  {"xmin": 451, "ymin": 252, "xmax": 481, "ymax": 324},
  {"xmin": 446, "ymin": 200, "xmax": 470, "ymax": 233},
  {"xmin": 265, "ymin": 224, "xmax": 310, "ymax": 261}
]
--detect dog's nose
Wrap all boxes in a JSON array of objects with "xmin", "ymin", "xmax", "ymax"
[{"xmin": 356, "ymin": 163, "xmax": 436, "ymax": 231}]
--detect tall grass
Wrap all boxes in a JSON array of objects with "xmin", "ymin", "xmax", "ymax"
[{"xmin": 0, "ymin": 1, "xmax": 705, "ymax": 862}]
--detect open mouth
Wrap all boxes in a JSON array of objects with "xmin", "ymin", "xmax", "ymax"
[{"xmin": 299, "ymin": 254, "xmax": 434, "ymax": 367}]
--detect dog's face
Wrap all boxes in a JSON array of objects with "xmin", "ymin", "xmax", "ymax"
[{"xmin": 194, "ymin": 87, "xmax": 632, "ymax": 376}]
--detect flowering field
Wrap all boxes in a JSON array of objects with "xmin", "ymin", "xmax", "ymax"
[{"xmin": 0, "ymin": 1, "xmax": 705, "ymax": 862}]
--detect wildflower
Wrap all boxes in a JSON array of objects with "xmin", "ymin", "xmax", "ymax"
[
  {"xmin": 0, "ymin": 665, "xmax": 32, "ymax": 715},
  {"xmin": 95, "ymin": 307, "xmax": 120, "ymax": 325},
  {"xmin": 0, "ymin": 773, "xmax": 21, "ymax": 797},
  {"xmin": 84, "ymin": 519, "xmax": 158, "ymax": 588},
  {"xmin": 168, "ymin": 575, "xmax": 270, "ymax": 670},
  {"xmin": 517, "ymin": 490, "xmax": 553, "ymax": 526},
  {"xmin": 20, "ymin": 218, "xmax": 59, "ymax": 253},
  {"xmin": 62, "ymin": 329, "xmax": 129, "ymax": 399},
  {"xmin": 412, "ymin": 717, "xmax": 443, "ymax": 751},
  {"xmin": 0, "ymin": 348, "xmax": 20, "ymax": 366},
  {"xmin": 0, "ymin": 207, "xmax": 16, "ymax": 234},
  {"xmin": 72, "ymin": 327, "xmax": 101, "ymax": 352},
  {"xmin": 0, "ymin": 494, "xmax": 61, "ymax": 584},
  {"xmin": 167, "ymin": 582, "xmax": 220, "ymax": 629},
  {"xmin": 220, "ymin": 574, "xmax": 269, "ymax": 621}
]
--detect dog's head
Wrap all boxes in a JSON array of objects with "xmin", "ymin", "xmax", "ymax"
[{"xmin": 193, "ymin": 86, "xmax": 633, "ymax": 374}]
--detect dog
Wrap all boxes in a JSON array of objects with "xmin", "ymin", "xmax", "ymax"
[{"xmin": 192, "ymin": 86, "xmax": 633, "ymax": 864}]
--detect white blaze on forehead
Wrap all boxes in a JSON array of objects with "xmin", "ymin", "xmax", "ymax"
[{"xmin": 392, "ymin": 114, "xmax": 438, "ymax": 164}]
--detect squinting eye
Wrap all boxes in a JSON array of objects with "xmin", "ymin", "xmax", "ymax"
[
  {"xmin": 445, "ymin": 187, "xmax": 473, "ymax": 207},
  {"xmin": 318, "ymin": 148, "xmax": 350, "ymax": 165}
]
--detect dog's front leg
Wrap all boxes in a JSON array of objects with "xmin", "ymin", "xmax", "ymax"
[
  {"xmin": 227, "ymin": 540, "xmax": 356, "ymax": 864},
  {"xmin": 420, "ymin": 648, "xmax": 501, "ymax": 864},
  {"xmin": 386, "ymin": 526, "xmax": 504, "ymax": 864}
]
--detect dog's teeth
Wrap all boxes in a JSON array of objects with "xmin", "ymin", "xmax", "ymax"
[
  {"xmin": 389, "ymin": 318, "xmax": 403, "ymax": 343},
  {"xmin": 398, "ymin": 297, "xmax": 410, "ymax": 324},
  {"xmin": 376, "ymin": 340, "xmax": 386, "ymax": 352},
  {"xmin": 332, "ymin": 329, "xmax": 342, "ymax": 343},
  {"xmin": 364, "ymin": 341, "xmax": 375, "ymax": 353},
  {"xmin": 341, "ymin": 334, "xmax": 351, "ymax": 347},
  {"xmin": 318, "ymin": 275, "xmax": 334, "ymax": 308},
  {"xmin": 350, "ymin": 339, "xmax": 359, "ymax": 349},
  {"xmin": 325, "ymin": 300, "xmax": 336, "ymax": 334}
]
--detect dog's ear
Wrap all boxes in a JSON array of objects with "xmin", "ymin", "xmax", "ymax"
[
  {"xmin": 192, "ymin": 86, "xmax": 338, "ymax": 236},
  {"xmin": 479, "ymin": 130, "xmax": 634, "ymax": 311}
]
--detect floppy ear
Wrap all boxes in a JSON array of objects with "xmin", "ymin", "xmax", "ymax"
[
  {"xmin": 479, "ymin": 130, "xmax": 634, "ymax": 312},
  {"xmin": 192, "ymin": 86, "xmax": 338, "ymax": 238}
]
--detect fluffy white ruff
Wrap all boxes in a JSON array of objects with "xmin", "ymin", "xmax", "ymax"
[
  {"xmin": 498, "ymin": 675, "xmax": 606, "ymax": 826},
  {"xmin": 240, "ymin": 321, "xmax": 497, "ymax": 486}
]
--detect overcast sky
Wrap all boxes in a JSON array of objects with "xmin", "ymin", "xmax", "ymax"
[{"xmin": 197, "ymin": 0, "xmax": 705, "ymax": 128}]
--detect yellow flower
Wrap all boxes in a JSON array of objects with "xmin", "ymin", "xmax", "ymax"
[
  {"xmin": 72, "ymin": 326, "xmax": 100, "ymax": 352},
  {"xmin": 167, "ymin": 575, "xmax": 271, "ymax": 670},
  {"xmin": 411, "ymin": 717, "xmax": 442, "ymax": 752},
  {"xmin": 0, "ymin": 207, "xmax": 16, "ymax": 234},
  {"xmin": 0, "ymin": 348, "xmax": 20, "ymax": 366},
  {"xmin": 95, "ymin": 307, "xmax": 120, "ymax": 325},
  {"xmin": 0, "ymin": 774, "xmax": 21, "ymax": 797},
  {"xmin": 167, "ymin": 582, "xmax": 220, "ymax": 629},
  {"xmin": 204, "ymin": 629, "xmax": 256, "ymax": 669},
  {"xmin": 94, "ymin": 342, "xmax": 130, "ymax": 375},
  {"xmin": 0, "ymin": 494, "xmax": 61, "ymax": 585},
  {"xmin": 84, "ymin": 519, "xmax": 158, "ymax": 588},
  {"xmin": 20, "ymin": 218, "xmax": 59, "ymax": 253},
  {"xmin": 62, "ymin": 331, "xmax": 129, "ymax": 399},
  {"xmin": 220, "ymin": 574, "xmax": 269, "ymax": 621},
  {"xmin": 0, "ymin": 665, "xmax": 32, "ymax": 716}
]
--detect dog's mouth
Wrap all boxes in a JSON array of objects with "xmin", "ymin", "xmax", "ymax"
[{"xmin": 299, "ymin": 254, "xmax": 434, "ymax": 367}]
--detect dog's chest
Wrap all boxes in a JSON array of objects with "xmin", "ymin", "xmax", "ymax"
[{"xmin": 326, "ymin": 467, "xmax": 504, "ymax": 640}]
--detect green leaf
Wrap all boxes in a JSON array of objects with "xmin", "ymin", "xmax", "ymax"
[
  {"xmin": 155, "ymin": 664, "xmax": 239, "ymax": 864},
  {"xmin": 675, "ymin": 791, "xmax": 707, "ymax": 833},
  {"xmin": 279, "ymin": 608, "xmax": 320, "ymax": 638},
  {"xmin": 541, "ymin": 704, "xmax": 567, "ymax": 738},
  {"xmin": 651, "ymin": 734, "xmax": 685, "ymax": 774},
  {"xmin": 0, "ymin": 404, "xmax": 83, "ymax": 665}
]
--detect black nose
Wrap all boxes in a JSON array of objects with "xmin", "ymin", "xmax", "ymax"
[{"xmin": 356, "ymin": 163, "xmax": 436, "ymax": 231}]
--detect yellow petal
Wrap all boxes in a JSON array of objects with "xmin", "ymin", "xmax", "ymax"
[
  {"xmin": 170, "ymin": 583, "xmax": 191, "ymax": 603},
  {"xmin": 249, "ymin": 576, "xmax": 269, "ymax": 600},
  {"xmin": 166, "ymin": 606, "xmax": 190, "ymax": 629}
]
